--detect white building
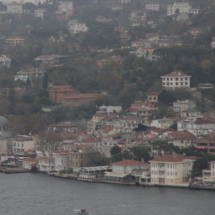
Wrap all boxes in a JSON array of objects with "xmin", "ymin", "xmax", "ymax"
[
  {"xmin": 54, "ymin": 154, "xmax": 69, "ymax": 172},
  {"xmin": 111, "ymin": 160, "xmax": 149, "ymax": 174},
  {"xmin": 150, "ymin": 154, "xmax": 196, "ymax": 185},
  {"xmin": 136, "ymin": 47, "xmax": 158, "ymax": 61},
  {"xmin": 173, "ymin": 99, "xmax": 196, "ymax": 116},
  {"xmin": 6, "ymin": 37, "xmax": 25, "ymax": 46},
  {"xmin": 58, "ymin": 1, "xmax": 73, "ymax": 13},
  {"xmin": 35, "ymin": 8, "xmax": 46, "ymax": 20},
  {"xmin": 202, "ymin": 160, "xmax": 215, "ymax": 186},
  {"xmin": 121, "ymin": 0, "xmax": 131, "ymax": 4},
  {"xmin": 177, "ymin": 118, "xmax": 215, "ymax": 138},
  {"xmin": 38, "ymin": 157, "xmax": 55, "ymax": 172},
  {"xmin": 211, "ymin": 41, "xmax": 215, "ymax": 50},
  {"xmin": 12, "ymin": 135, "xmax": 35, "ymax": 154},
  {"xmin": 145, "ymin": 4, "xmax": 160, "ymax": 11},
  {"xmin": 22, "ymin": 158, "xmax": 38, "ymax": 170},
  {"xmin": 161, "ymin": 71, "xmax": 191, "ymax": 90},
  {"xmin": 7, "ymin": 2, "xmax": 22, "ymax": 13},
  {"xmin": 0, "ymin": 55, "xmax": 11, "ymax": 68},
  {"xmin": 68, "ymin": 20, "xmax": 88, "ymax": 34},
  {"xmin": 167, "ymin": 2, "xmax": 199, "ymax": 16},
  {"xmin": 14, "ymin": 68, "xmax": 45, "ymax": 83},
  {"xmin": 96, "ymin": 106, "xmax": 122, "ymax": 114}
]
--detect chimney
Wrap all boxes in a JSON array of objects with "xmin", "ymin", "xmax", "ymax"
[{"xmin": 141, "ymin": 158, "xmax": 144, "ymax": 163}]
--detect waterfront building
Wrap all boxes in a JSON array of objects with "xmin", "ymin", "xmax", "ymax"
[
  {"xmin": 38, "ymin": 157, "xmax": 55, "ymax": 172},
  {"xmin": 202, "ymin": 160, "xmax": 215, "ymax": 186},
  {"xmin": 12, "ymin": 135, "xmax": 35, "ymax": 154},
  {"xmin": 150, "ymin": 154, "xmax": 196, "ymax": 185},
  {"xmin": 69, "ymin": 145, "xmax": 100, "ymax": 169},
  {"xmin": 22, "ymin": 158, "xmax": 38, "ymax": 170}
]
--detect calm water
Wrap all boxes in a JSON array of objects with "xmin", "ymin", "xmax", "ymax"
[{"xmin": 0, "ymin": 173, "xmax": 215, "ymax": 215}]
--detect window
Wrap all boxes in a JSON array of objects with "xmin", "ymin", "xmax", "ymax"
[
  {"xmin": 176, "ymin": 82, "xmax": 178, "ymax": 85},
  {"xmin": 185, "ymin": 82, "xmax": 188, "ymax": 85}
]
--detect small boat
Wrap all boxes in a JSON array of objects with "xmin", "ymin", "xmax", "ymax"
[{"xmin": 74, "ymin": 208, "xmax": 89, "ymax": 214}]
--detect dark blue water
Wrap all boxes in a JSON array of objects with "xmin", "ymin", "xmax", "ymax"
[{"xmin": 0, "ymin": 173, "xmax": 214, "ymax": 215}]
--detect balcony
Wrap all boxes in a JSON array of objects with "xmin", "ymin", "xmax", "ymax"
[
  {"xmin": 158, "ymin": 175, "xmax": 165, "ymax": 178},
  {"xmin": 158, "ymin": 166, "xmax": 165, "ymax": 171}
]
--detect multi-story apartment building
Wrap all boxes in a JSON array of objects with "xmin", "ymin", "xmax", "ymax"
[
  {"xmin": 173, "ymin": 99, "xmax": 196, "ymax": 116},
  {"xmin": 7, "ymin": 2, "xmax": 22, "ymax": 13},
  {"xmin": 58, "ymin": 1, "xmax": 73, "ymax": 13},
  {"xmin": 68, "ymin": 20, "xmax": 88, "ymax": 34},
  {"xmin": 177, "ymin": 118, "xmax": 215, "ymax": 138},
  {"xmin": 35, "ymin": 8, "xmax": 46, "ymax": 20},
  {"xmin": 150, "ymin": 154, "xmax": 196, "ymax": 185},
  {"xmin": 161, "ymin": 71, "xmax": 191, "ymax": 90},
  {"xmin": 12, "ymin": 135, "xmax": 35, "ymax": 154},
  {"xmin": 6, "ymin": 37, "xmax": 25, "ymax": 46},
  {"xmin": 167, "ymin": 2, "xmax": 199, "ymax": 16},
  {"xmin": 145, "ymin": 4, "xmax": 160, "ymax": 11},
  {"xmin": 38, "ymin": 157, "xmax": 55, "ymax": 172},
  {"xmin": 202, "ymin": 160, "xmax": 215, "ymax": 185},
  {"xmin": 0, "ymin": 55, "xmax": 11, "ymax": 68},
  {"xmin": 195, "ymin": 133, "xmax": 215, "ymax": 153},
  {"xmin": 69, "ymin": 145, "xmax": 100, "ymax": 169},
  {"xmin": 14, "ymin": 68, "xmax": 45, "ymax": 83}
]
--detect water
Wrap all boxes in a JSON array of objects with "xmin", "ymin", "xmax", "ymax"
[{"xmin": 0, "ymin": 173, "xmax": 214, "ymax": 215}]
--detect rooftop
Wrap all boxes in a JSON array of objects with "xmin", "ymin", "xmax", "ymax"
[
  {"xmin": 112, "ymin": 159, "xmax": 149, "ymax": 166},
  {"xmin": 149, "ymin": 154, "xmax": 197, "ymax": 163},
  {"xmin": 161, "ymin": 72, "xmax": 191, "ymax": 78}
]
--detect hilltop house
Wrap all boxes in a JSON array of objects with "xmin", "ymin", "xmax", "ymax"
[{"xmin": 161, "ymin": 71, "xmax": 191, "ymax": 90}]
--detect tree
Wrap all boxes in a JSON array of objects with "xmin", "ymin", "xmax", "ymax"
[
  {"xmin": 192, "ymin": 154, "xmax": 215, "ymax": 177},
  {"xmin": 36, "ymin": 131, "xmax": 64, "ymax": 155},
  {"xmin": 110, "ymin": 145, "xmax": 122, "ymax": 155},
  {"xmin": 130, "ymin": 146, "xmax": 150, "ymax": 162}
]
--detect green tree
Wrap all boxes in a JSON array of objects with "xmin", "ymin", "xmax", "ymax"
[
  {"xmin": 130, "ymin": 146, "xmax": 150, "ymax": 162},
  {"xmin": 110, "ymin": 145, "xmax": 122, "ymax": 155},
  {"xmin": 192, "ymin": 154, "xmax": 215, "ymax": 177}
]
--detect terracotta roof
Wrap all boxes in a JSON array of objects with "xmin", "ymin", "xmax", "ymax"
[
  {"xmin": 149, "ymin": 154, "xmax": 197, "ymax": 163},
  {"xmin": 112, "ymin": 159, "xmax": 149, "ymax": 166},
  {"xmin": 161, "ymin": 72, "xmax": 191, "ymax": 78},
  {"xmin": 82, "ymin": 137, "xmax": 102, "ymax": 143},
  {"xmin": 63, "ymin": 93, "xmax": 101, "ymax": 99},
  {"xmin": 168, "ymin": 130, "xmax": 196, "ymax": 139},
  {"xmin": 22, "ymin": 158, "xmax": 38, "ymax": 162},
  {"xmin": 195, "ymin": 134, "xmax": 215, "ymax": 143},
  {"xmin": 148, "ymin": 92, "xmax": 160, "ymax": 96},
  {"xmin": 194, "ymin": 118, "xmax": 215, "ymax": 124}
]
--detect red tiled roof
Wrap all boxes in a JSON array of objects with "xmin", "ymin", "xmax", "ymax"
[
  {"xmin": 195, "ymin": 134, "xmax": 215, "ymax": 143},
  {"xmin": 112, "ymin": 159, "xmax": 149, "ymax": 166},
  {"xmin": 194, "ymin": 118, "xmax": 215, "ymax": 124},
  {"xmin": 161, "ymin": 72, "xmax": 191, "ymax": 78},
  {"xmin": 149, "ymin": 154, "xmax": 197, "ymax": 163},
  {"xmin": 22, "ymin": 158, "xmax": 38, "ymax": 162},
  {"xmin": 168, "ymin": 130, "xmax": 196, "ymax": 139},
  {"xmin": 63, "ymin": 93, "xmax": 101, "ymax": 99},
  {"xmin": 148, "ymin": 92, "xmax": 160, "ymax": 96},
  {"xmin": 82, "ymin": 137, "xmax": 102, "ymax": 143}
]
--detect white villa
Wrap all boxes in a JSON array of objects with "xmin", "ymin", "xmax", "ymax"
[
  {"xmin": 161, "ymin": 71, "xmax": 191, "ymax": 90},
  {"xmin": 150, "ymin": 154, "xmax": 196, "ymax": 185}
]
